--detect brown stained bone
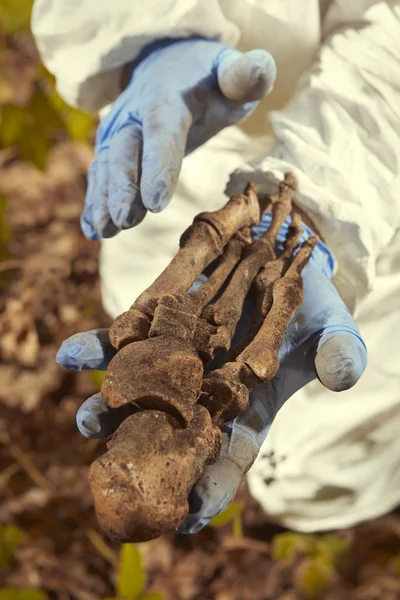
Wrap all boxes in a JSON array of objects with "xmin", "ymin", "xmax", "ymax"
[
  {"xmin": 200, "ymin": 236, "xmax": 318, "ymax": 425},
  {"xmin": 101, "ymin": 181, "xmax": 291, "ymax": 419},
  {"xmin": 109, "ymin": 187, "xmax": 260, "ymax": 351},
  {"xmin": 89, "ymin": 173, "xmax": 319, "ymax": 543},
  {"xmin": 263, "ymin": 173, "xmax": 296, "ymax": 243},
  {"xmin": 201, "ymin": 236, "xmax": 276, "ymax": 352},
  {"xmin": 102, "ymin": 192, "xmax": 260, "ymax": 421},
  {"xmin": 188, "ymin": 228, "xmax": 254, "ymax": 362},
  {"xmin": 252, "ymin": 212, "xmax": 304, "ymax": 327},
  {"xmin": 228, "ymin": 212, "xmax": 304, "ymax": 362},
  {"xmin": 202, "ymin": 173, "xmax": 297, "ymax": 355},
  {"xmin": 189, "ymin": 236, "xmax": 248, "ymax": 315},
  {"xmin": 238, "ymin": 236, "xmax": 318, "ymax": 380},
  {"xmin": 102, "ymin": 294, "xmax": 203, "ymax": 425},
  {"xmin": 89, "ymin": 405, "xmax": 221, "ymax": 542}
]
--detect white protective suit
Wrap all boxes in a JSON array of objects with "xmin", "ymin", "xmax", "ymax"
[{"xmin": 32, "ymin": 0, "xmax": 400, "ymax": 531}]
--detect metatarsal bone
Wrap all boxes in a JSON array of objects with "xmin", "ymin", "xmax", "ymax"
[{"xmin": 237, "ymin": 236, "xmax": 318, "ymax": 380}]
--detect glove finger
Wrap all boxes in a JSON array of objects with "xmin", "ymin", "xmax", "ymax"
[
  {"xmin": 108, "ymin": 120, "xmax": 147, "ymax": 229},
  {"xmin": 217, "ymin": 49, "xmax": 276, "ymax": 103},
  {"xmin": 291, "ymin": 262, "xmax": 367, "ymax": 392},
  {"xmin": 56, "ymin": 329, "xmax": 116, "ymax": 372},
  {"xmin": 81, "ymin": 162, "xmax": 100, "ymax": 240},
  {"xmin": 178, "ymin": 384, "xmax": 273, "ymax": 534},
  {"xmin": 89, "ymin": 146, "xmax": 120, "ymax": 238},
  {"xmin": 76, "ymin": 392, "xmax": 136, "ymax": 439},
  {"xmin": 179, "ymin": 259, "xmax": 367, "ymax": 533},
  {"xmin": 315, "ymin": 332, "xmax": 367, "ymax": 392},
  {"xmin": 140, "ymin": 101, "xmax": 192, "ymax": 213}
]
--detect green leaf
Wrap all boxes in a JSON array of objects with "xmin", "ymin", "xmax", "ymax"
[
  {"xmin": 117, "ymin": 543, "xmax": 146, "ymax": 599},
  {"xmin": 46, "ymin": 85, "xmax": 96, "ymax": 143},
  {"xmin": 315, "ymin": 534, "xmax": 349, "ymax": 566},
  {"xmin": 0, "ymin": 193, "xmax": 12, "ymax": 261},
  {"xmin": 0, "ymin": 591, "xmax": 48, "ymax": 600},
  {"xmin": 208, "ymin": 501, "xmax": 245, "ymax": 528},
  {"xmin": 79, "ymin": 295, "xmax": 96, "ymax": 318},
  {"xmin": 0, "ymin": 0, "xmax": 33, "ymax": 34},
  {"xmin": 92, "ymin": 370, "xmax": 107, "ymax": 388},
  {"xmin": 37, "ymin": 64, "xmax": 57, "ymax": 89},
  {"xmin": 232, "ymin": 510, "xmax": 243, "ymax": 538},
  {"xmin": 389, "ymin": 553, "xmax": 400, "ymax": 575},
  {"xmin": 0, "ymin": 74, "xmax": 13, "ymax": 104},
  {"xmin": 0, "ymin": 524, "xmax": 25, "ymax": 568},
  {"xmin": 0, "ymin": 89, "xmax": 61, "ymax": 169},
  {"xmin": 0, "ymin": 104, "xmax": 27, "ymax": 147},
  {"xmin": 295, "ymin": 557, "xmax": 335, "ymax": 599},
  {"xmin": 18, "ymin": 124, "xmax": 52, "ymax": 170},
  {"xmin": 65, "ymin": 110, "xmax": 95, "ymax": 143},
  {"xmin": 28, "ymin": 88, "xmax": 65, "ymax": 135},
  {"xmin": 271, "ymin": 532, "xmax": 318, "ymax": 562}
]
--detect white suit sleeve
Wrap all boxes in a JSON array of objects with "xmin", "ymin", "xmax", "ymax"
[
  {"xmin": 228, "ymin": 1, "xmax": 400, "ymax": 311},
  {"xmin": 31, "ymin": 0, "xmax": 239, "ymax": 112}
]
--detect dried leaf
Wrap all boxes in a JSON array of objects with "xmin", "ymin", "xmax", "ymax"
[
  {"xmin": 0, "ymin": 590, "xmax": 48, "ymax": 600},
  {"xmin": 0, "ymin": 488, "xmax": 52, "ymax": 522},
  {"xmin": 0, "ymin": 295, "xmax": 40, "ymax": 367}
]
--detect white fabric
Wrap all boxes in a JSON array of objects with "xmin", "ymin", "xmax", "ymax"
[
  {"xmin": 32, "ymin": 0, "xmax": 400, "ymax": 530},
  {"xmin": 248, "ymin": 229, "xmax": 400, "ymax": 531},
  {"xmin": 31, "ymin": 0, "xmax": 240, "ymax": 111}
]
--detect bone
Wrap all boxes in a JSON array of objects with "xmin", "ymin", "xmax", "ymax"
[
  {"xmin": 237, "ymin": 236, "xmax": 318, "ymax": 380},
  {"xmin": 200, "ymin": 236, "xmax": 318, "ymax": 424},
  {"xmin": 89, "ymin": 405, "xmax": 221, "ymax": 542},
  {"xmin": 228, "ymin": 211, "xmax": 304, "ymax": 361},
  {"xmin": 102, "ymin": 294, "xmax": 203, "ymax": 426},
  {"xmin": 201, "ymin": 173, "xmax": 297, "ymax": 355},
  {"xmin": 109, "ymin": 189, "xmax": 260, "ymax": 350},
  {"xmin": 86, "ymin": 173, "xmax": 319, "ymax": 543}
]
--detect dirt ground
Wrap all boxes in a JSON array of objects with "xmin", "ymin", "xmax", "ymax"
[{"xmin": 0, "ymin": 31, "xmax": 400, "ymax": 600}]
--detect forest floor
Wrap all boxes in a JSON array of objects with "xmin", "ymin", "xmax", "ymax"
[{"xmin": 0, "ymin": 30, "xmax": 400, "ymax": 600}]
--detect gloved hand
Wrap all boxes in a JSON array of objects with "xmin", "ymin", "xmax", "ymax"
[
  {"xmin": 56, "ymin": 216, "xmax": 367, "ymax": 532},
  {"xmin": 81, "ymin": 37, "xmax": 276, "ymax": 239},
  {"xmin": 178, "ymin": 217, "xmax": 368, "ymax": 533}
]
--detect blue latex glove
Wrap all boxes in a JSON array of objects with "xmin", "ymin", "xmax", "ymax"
[
  {"xmin": 81, "ymin": 38, "xmax": 276, "ymax": 239},
  {"xmin": 56, "ymin": 216, "xmax": 367, "ymax": 532},
  {"xmin": 179, "ymin": 217, "xmax": 368, "ymax": 533}
]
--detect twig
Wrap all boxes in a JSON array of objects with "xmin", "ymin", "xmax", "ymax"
[
  {"xmin": 0, "ymin": 260, "xmax": 24, "ymax": 273},
  {"xmin": 1, "ymin": 431, "xmax": 53, "ymax": 491},
  {"xmin": 85, "ymin": 528, "xmax": 118, "ymax": 568}
]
